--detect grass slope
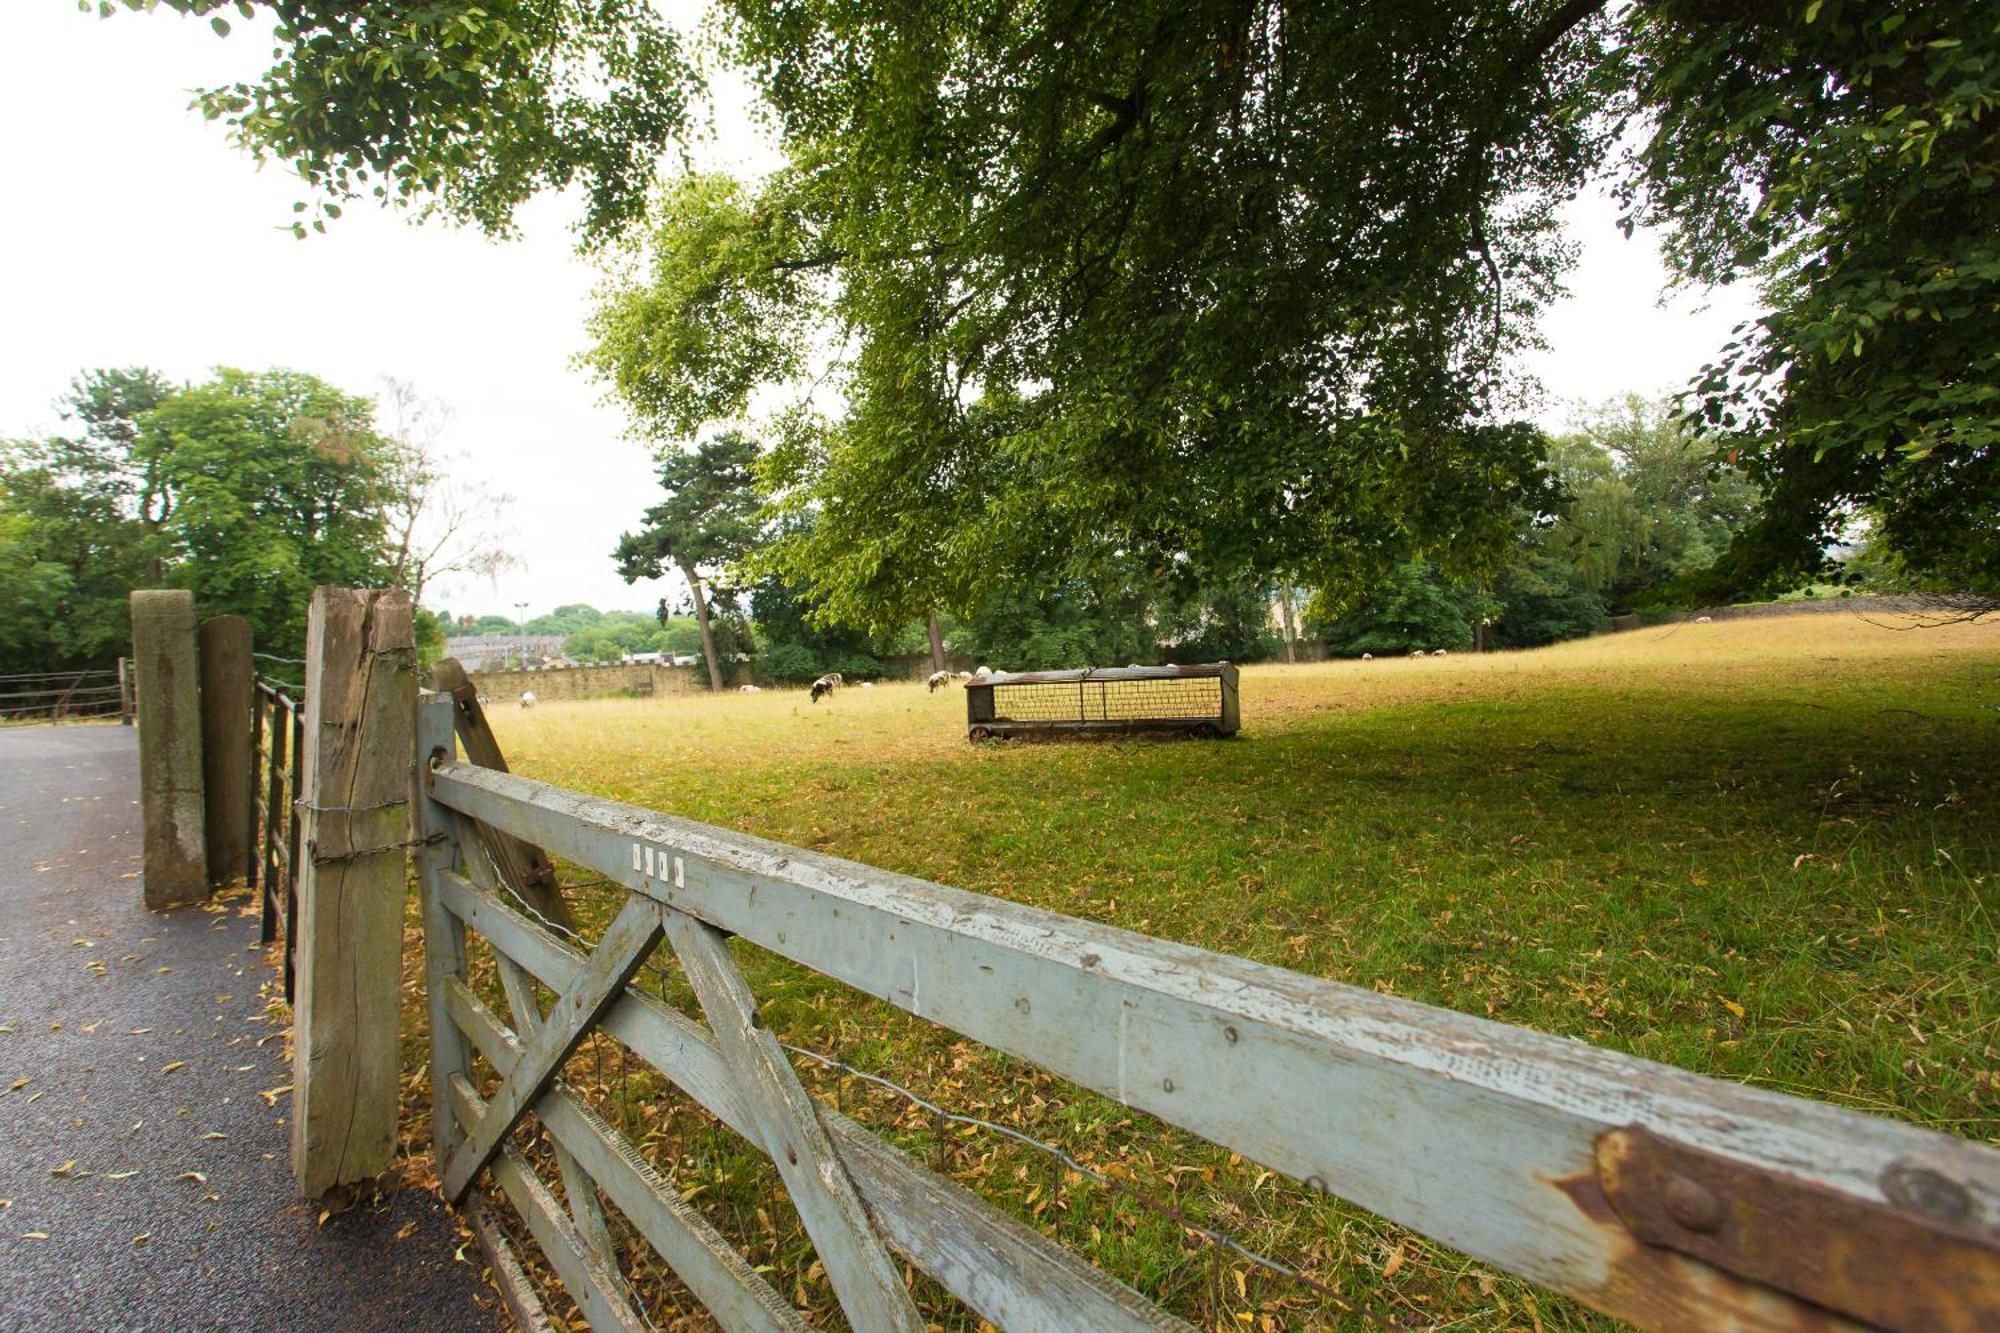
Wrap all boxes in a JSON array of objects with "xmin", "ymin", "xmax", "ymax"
[{"xmin": 442, "ymin": 614, "xmax": 1997, "ymax": 1330}]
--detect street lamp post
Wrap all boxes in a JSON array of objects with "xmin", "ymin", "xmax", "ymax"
[{"xmin": 515, "ymin": 601, "xmax": 530, "ymax": 671}]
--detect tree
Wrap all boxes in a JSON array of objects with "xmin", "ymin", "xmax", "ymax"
[
  {"xmin": 127, "ymin": 3, "xmax": 1999, "ymax": 600},
  {"xmin": 0, "ymin": 443, "xmax": 152, "ymax": 673},
  {"xmin": 1313, "ymin": 563, "xmax": 1483, "ymax": 658},
  {"xmin": 377, "ymin": 379, "xmax": 520, "ymax": 606},
  {"xmin": 135, "ymin": 368, "xmax": 399, "ymax": 650},
  {"xmin": 613, "ymin": 433, "xmax": 761, "ymax": 689}
]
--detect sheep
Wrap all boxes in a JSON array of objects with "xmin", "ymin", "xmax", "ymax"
[
  {"xmin": 973, "ymin": 665, "xmax": 992, "ymax": 677},
  {"xmin": 519, "ymin": 690, "xmax": 538, "ymax": 709},
  {"xmin": 824, "ymin": 673, "xmax": 844, "ymax": 688},
  {"xmin": 809, "ymin": 674, "xmax": 838, "ymax": 704},
  {"xmin": 739, "ymin": 684, "xmax": 761, "ymax": 693},
  {"xmin": 953, "ymin": 670, "xmax": 972, "ymax": 680},
  {"xmin": 1360, "ymin": 653, "xmax": 1373, "ymax": 661},
  {"xmin": 1432, "ymin": 649, "xmax": 1448, "ymax": 657},
  {"xmin": 1695, "ymin": 615, "xmax": 1713, "ymax": 624},
  {"xmin": 1409, "ymin": 648, "xmax": 1425, "ymax": 658},
  {"xmin": 927, "ymin": 670, "xmax": 951, "ymax": 692},
  {"xmin": 860, "ymin": 681, "xmax": 874, "ymax": 689}
]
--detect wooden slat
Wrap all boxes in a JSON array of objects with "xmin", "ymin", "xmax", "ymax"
[
  {"xmin": 437, "ymin": 869, "xmax": 1189, "ymax": 1333},
  {"xmin": 493, "ymin": 949, "xmax": 619, "ymax": 1264},
  {"xmin": 467, "ymin": 1195, "xmax": 558, "ymax": 1333},
  {"xmin": 430, "ymin": 658, "xmax": 572, "ymax": 928},
  {"xmin": 448, "ymin": 1075, "xmax": 646, "ymax": 1333},
  {"xmin": 444, "ymin": 978, "xmax": 810, "ymax": 1333},
  {"xmin": 441, "ymin": 894, "xmax": 664, "ymax": 1203},
  {"xmin": 414, "ymin": 696, "xmax": 474, "ymax": 1172},
  {"xmin": 431, "ymin": 762, "xmax": 2000, "ymax": 1333},
  {"xmin": 665, "ymin": 911, "xmax": 923, "ymax": 1333}
]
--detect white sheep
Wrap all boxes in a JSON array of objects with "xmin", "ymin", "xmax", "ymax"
[
  {"xmin": 1432, "ymin": 649, "xmax": 1448, "ymax": 657},
  {"xmin": 953, "ymin": 670, "xmax": 972, "ymax": 680},
  {"xmin": 927, "ymin": 670, "xmax": 951, "ymax": 692},
  {"xmin": 1409, "ymin": 648, "xmax": 1425, "ymax": 658},
  {"xmin": 739, "ymin": 684, "xmax": 761, "ymax": 693},
  {"xmin": 519, "ymin": 691, "xmax": 538, "ymax": 709},
  {"xmin": 860, "ymin": 681, "xmax": 874, "ymax": 689},
  {"xmin": 1695, "ymin": 615, "xmax": 1713, "ymax": 624},
  {"xmin": 973, "ymin": 665, "xmax": 992, "ymax": 677},
  {"xmin": 1360, "ymin": 653, "xmax": 1372, "ymax": 661}
]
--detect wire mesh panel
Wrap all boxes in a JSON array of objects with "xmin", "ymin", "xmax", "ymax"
[{"xmin": 965, "ymin": 663, "xmax": 1239, "ymax": 739}]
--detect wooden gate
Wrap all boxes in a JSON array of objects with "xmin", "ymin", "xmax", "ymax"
[{"xmin": 412, "ymin": 691, "xmax": 1999, "ymax": 1331}]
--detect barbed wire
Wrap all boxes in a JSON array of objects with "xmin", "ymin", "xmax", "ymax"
[{"xmin": 456, "ymin": 846, "xmax": 1396, "ymax": 1327}]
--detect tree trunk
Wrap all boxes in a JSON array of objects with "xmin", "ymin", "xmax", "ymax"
[
  {"xmin": 681, "ymin": 559, "xmax": 725, "ymax": 691},
  {"xmin": 926, "ymin": 610, "xmax": 946, "ymax": 674},
  {"xmin": 1279, "ymin": 588, "xmax": 1298, "ymax": 664}
]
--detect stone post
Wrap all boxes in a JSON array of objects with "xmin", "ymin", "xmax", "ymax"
[{"xmin": 129, "ymin": 590, "xmax": 207, "ymax": 906}]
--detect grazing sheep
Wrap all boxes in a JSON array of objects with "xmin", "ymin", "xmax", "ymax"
[
  {"xmin": 973, "ymin": 665, "xmax": 992, "ymax": 677},
  {"xmin": 927, "ymin": 670, "xmax": 951, "ymax": 692},
  {"xmin": 860, "ymin": 681, "xmax": 874, "ymax": 689},
  {"xmin": 1695, "ymin": 615, "xmax": 1713, "ymax": 624},
  {"xmin": 809, "ymin": 674, "xmax": 838, "ymax": 704},
  {"xmin": 953, "ymin": 670, "xmax": 972, "ymax": 680},
  {"xmin": 519, "ymin": 691, "xmax": 538, "ymax": 709},
  {"xmin": 824, "ymin": 673, "xmax": 844, "ymax": 687},
  {"xmin": 1409, "ymin": 648, "xmax": 1425, "ymax": 658},
  {"xmin": 739, "ymin": 684, "xmax": 761, "ymax": 693},
  {"xmin": 1360, "ymin": 653, "xmax": 1372, "ymax": 661},
  {"xmin": 1432, "ymin": 649, "xmax": 1448, "ymax": 657}
]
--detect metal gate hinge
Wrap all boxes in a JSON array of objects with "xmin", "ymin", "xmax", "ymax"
[{"xmin": 1596, "ymin": 1126, "xmax": 1999, "ymax": 1332}]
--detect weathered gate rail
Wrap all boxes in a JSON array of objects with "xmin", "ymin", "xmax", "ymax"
[{"xmin": 414, "ymin": 692, "xmax": 2000, "ymax": 1331}]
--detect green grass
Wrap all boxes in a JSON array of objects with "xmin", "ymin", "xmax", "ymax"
[{"xmin": 429, "ymin": 614, "xmax": 1999, "ymax": 1331}]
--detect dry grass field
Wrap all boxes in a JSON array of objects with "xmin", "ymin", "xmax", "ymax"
[{"xmin": 426, "ymin": 613, "xmax": 1999, "ymax": 1330}]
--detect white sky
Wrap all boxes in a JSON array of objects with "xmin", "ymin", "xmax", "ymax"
[{"xmin": 0, "ymin": 4, "xmax": 1761, "ymax": 621}]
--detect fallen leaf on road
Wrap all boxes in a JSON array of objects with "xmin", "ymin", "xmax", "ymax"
[
  {"xmin": 106, "ymin": 1171, "xmax": 137, "ymax": 1180},
  {"xmin": 6, "ymin": 1077, "xmax": 28, "ymax": 1093},
  {"xmin": 178, "ymin": 1171, "xmax": 206, "ymax": 1184},
  {"xmin": 49, "ymin": 1161, "xmax": 77, "ymax": 1178},
  {"xmin": 132, "ymin": 1232, "xmax": 150, "ymax": 1245},
  {"xmin": 258, "ymin": 1084, "xmax": 292, "ymax": 1106},
  {"xmin": 160, "ymin": 1061, "xmax": 185, "ymax": 1074},
  {"xmin": 20, "ymin": 1232, "xmax": 49, "ymax": 1241},
  {"xmin": 201, "ymin": 1132, "xmax": 227, "ymax": 1141}
]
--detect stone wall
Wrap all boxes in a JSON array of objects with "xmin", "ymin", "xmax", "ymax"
[{"xmin": 465, "ymin": 661, "xmax": 708, "ymax": 703}]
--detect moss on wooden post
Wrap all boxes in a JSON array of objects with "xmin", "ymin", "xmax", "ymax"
[
  {"xmin": 130, "ymin": 590, "xmax": 207, "ymax": 906},
  {"xmin": 198, "ymin": 615, "xmax": 255, "ymax": 888},
  {"xmin": 291, "ymin": 586, "xmax": 417, "ymax": 1197}
]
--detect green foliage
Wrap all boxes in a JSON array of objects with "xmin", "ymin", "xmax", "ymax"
[
  {"xmin": 1611, "ymin": 1, "xmax": 2000, "ymax": 596},
  {"xmin": 613, "ymin": 433, "xmax": 762, "ymax": 584},
  {"xmin": 137, "ymin": 368, "xmax": 397, "ymax": 651},
  {"xmin": 413, "ymin": 606, "xmax": 447, "ymax": 668},
  {"xmin": 1488, "ymin": 550, "xmax": 1608, "ymax": 649},
  {"xmin": 1313, "ymin": 562, "xmax": 1479, "ymax": 657},
  {"xmin": 118, "ymin": 1, "xmax": 696, "ymax": 244}
]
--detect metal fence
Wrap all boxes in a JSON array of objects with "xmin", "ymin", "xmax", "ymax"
[
  {"xmin": 0, "ymin": 665, "xmax": 130, "ymax": 723},
  {"xmin": 411, "ymin": 691, "xmax": 1999, "ymax": 1331},
  {"xmin": 251, "ymin": 676, "xmax": 305, "ymax": 998}
]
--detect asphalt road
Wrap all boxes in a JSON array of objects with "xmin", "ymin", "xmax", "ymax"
[{"xmin": 0, "ymin": 724, "xmax": 498, "ymax": 1332}]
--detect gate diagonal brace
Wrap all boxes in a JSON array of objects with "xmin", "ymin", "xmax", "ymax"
[
  {"xmin": 665, "ymin": 909, "xmax": 925, "ymax": 1333},
  {"xmin": 441, "ymin": 894, "xmax": 665, "ymax": 1204}
]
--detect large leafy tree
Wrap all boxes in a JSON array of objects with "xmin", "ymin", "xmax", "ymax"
[
  {"xmin": 613, "ymin": 432, "xmax": 762, "ymax": 690},
  {"xmin": 129, "ymin": 1, "xmax": 1999, "ymax": 601},
  {"xmin": 136, "ymin": 368, "xmax": 401, "ymax": 649}
]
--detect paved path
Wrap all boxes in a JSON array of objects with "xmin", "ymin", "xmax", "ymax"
[{"xmin": 0, "ymin": 725, "xmax": 498, "ymax": 1332}]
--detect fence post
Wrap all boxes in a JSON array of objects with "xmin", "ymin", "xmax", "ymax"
[
  {"xmin": 291, "ymin": 586, "xmax": 417, "ymax": 1198},
  {"xmin": 198, "ymin": 615, "xmax": 255, "ymax": 889},
  {"xmin": 129, "ymin": 590, "xmax": 207, "ymax": 907},
  {"xmin": 117, "ymin": 656, "xmax": 134, "ymax": 725}
]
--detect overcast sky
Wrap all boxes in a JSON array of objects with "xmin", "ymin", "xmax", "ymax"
[{"xmin": 0, "ymin": 4, "xmax": 1761, "ymax": 621}]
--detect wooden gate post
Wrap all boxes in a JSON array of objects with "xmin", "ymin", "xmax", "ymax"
[
  {"xmin": 117, "ymin": 656, "xmax": 134, "ymax": 725},
  {"xmin": 129, "ymin": 590, "xmax": 207, "ymax": 906},
  {"xmin": 292, "ymin": 586, "xmax": 418, "ymax": 1198},
  {"xmin": 198, "ymin": 615, "xmax": 254, "ymax": 889}
]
